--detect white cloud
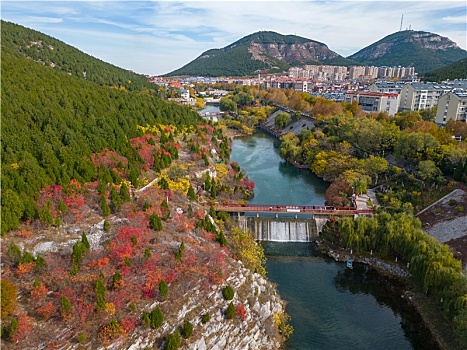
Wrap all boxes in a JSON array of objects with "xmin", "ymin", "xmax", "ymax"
[
  {"xmin": 2, "ymin": 1, "xmax": 465, "ymax": 75},
  {"xmin": 442, "ymin": 15, "xmax": 467, "ymax": 23}
]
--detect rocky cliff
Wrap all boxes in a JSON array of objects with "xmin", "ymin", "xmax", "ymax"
[
  {"xmin": 166, "ymin": 31, "xmax": 354, "ymax": 77},
  {"xmin": 348, "ymin": 30, "xmax": 467, "ymax": 74}
]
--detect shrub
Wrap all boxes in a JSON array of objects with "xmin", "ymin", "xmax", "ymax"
[
  {"xmin": 7, "ymin": 317, "xmax": 18, "ymax": 340},
  {"xmin": 60, "ymin": 295, "xmax": 73, "ymax": 317},
  {"xmin": 1, "ymin": 280, "xmax": 17, "ymax": 318},
  {"xmin": 98, "ymin": 320, "xmax": 122, "ymax": 345},
  {"xmin": 112, "ymin": 271, "xmax": 123, "ymax": 289},
  {"xmin": 201, "ymin": 313, "xmax": 210, "ymax": 324},
  {"xmin": 6, "ymin": 243, "xmax": 21, "ymax": 265},
  {"xmin": 165, "ymin": 330, "xmax": 181, "ymax": 350},
  {"xmin": 71, "ymin": 241, "xmax": 88, "ymax": 275},
  {"xmin": 35, "ymin": 254, "xmax": 46, "ymax": 270},
  {"xmin": 216, "ymin": 232, "xmax": 227, "ymax": 247},
  {"xmin": 103, "ymin": 220, "xmax": 111, "ymax": 232},
  {"xmin": 222, "ymin": 285, "xmax": 234, "ymax": 300},
  {"xmin": 20, "ymin": 251, "xmax": 35, "ymax": 264},
  {"xmin": 226, "ymin": 302, "xmax": 235, "ymax": 319},
  {"xmin": 95, "ymin": 279, "xmax": 107, "ymax": 310},
  {"xmin": 187, "ymin": 185, "xmax": 196, "ymax": 200},
  {"xmin": 142, "ymin": 201, "xmax": 152, "ymax": 211},
  {"xmin": 150, "ymin": 306, "xmax": 164, "ymax": 329},
  {"xmin": 457, "ymin": 206, "xmax": 464, "ymax": 212},
  {"xmin": 81, "ymin": 232, "xmax": 90, "ymax": 249},
  {"xmin": 144, "ymin": 248, "xmax": 152, "ymax": 259},
  {"xmin": 77, "ymin": 331, "xmax": 87, "ymax": 344},
  {"xmin": 182, "ymin": 320, "xmax": 193, "ymax": 339},
  {"xmin": 159, "ymin": 279, "xmax": 169, "ymax": 301},
  {"xmin": 449, "ymin": 199, "xmax": 458, "ymax": 206},
  {"xmin": 149, "ymin": 213, "xmax": 162, "ymax": 231},
  {"xmin": 235, "ymin": 303, "xmax": 248, "ymax": 321}
]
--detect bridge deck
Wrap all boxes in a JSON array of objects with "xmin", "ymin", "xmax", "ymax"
[{"xmin": 215, "ymin": 204, "xmax": 372, "ymax": 216}]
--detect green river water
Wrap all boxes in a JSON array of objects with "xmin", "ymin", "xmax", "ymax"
[{"xmin": 230, "ymin": 132, "xmax": 438, "ymax": 350}]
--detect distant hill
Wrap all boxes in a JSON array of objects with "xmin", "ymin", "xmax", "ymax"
[
  {"xmin": 165, "ymin": 31, "xmax": 357, "ymax": 77},
  {"xmin": 1, "ymin": 20, "xmax": 156, "ymax": 91},
  {"xmin": 348, "ymin": 30, "xmax": 467, "ymax": 74},
  {"xmin": 423, "ymin": 58, "xmax": 467, "ymax": 81}
]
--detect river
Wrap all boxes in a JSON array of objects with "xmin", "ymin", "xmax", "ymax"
[{"xmin": 230, "ymin": 132, "xmax": 438, "ymax": 350}]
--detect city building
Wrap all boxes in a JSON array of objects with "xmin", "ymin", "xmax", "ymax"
[
  {"xmin": 344, "ymin": 91, "xmax": 400, "ymax": 116},
  {"xmin": 368, "ymin": 81, "xmax": 405, "ymax": 95},
  {"xmin": 399, "ymin": 83, "xmax": 453, "ymax": 111},
  {"xmin": 435, "ymin": 90, "xmax": 467, "ymax": 124}
]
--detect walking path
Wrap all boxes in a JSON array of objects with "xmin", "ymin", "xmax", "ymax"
[{"xmin": 355, "ymin": 189, "xmax": 379, "ymax": 210}]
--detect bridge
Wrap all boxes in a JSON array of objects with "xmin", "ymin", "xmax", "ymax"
[
  {"xmin": 215, "ymin": 203, "xmax": 372, "ymax": 216},
  {"xmin": 215, "ymin": 203, "xmax": 372, "ymax": 242}
]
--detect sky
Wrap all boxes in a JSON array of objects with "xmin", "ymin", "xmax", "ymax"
[{"xmin": 2, "ymin": 1, "xmax": 466, "ymax": 76}]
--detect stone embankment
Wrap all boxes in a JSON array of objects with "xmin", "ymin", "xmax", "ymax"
[
  {"xmin": 324, "ymin": 248, "xmax": 411, "ymax": 279},
  {"xmin": 124, "ymin": 259, "xmax": 286, "ymax": 350}
]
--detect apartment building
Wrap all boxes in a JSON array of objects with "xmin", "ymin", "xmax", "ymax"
[
  {"xmin": 399, "ymin": 83, "xmax": 452, "ymax": 111},
  {"xmin": 435, "ymin": 90, "xmax": 467, "ymax": 124},
  {"xmin": 368, "ymin": 81, "xmax": 405, "ymax": 95},
  {"xmin": 344, "ymin": 91, "xmax": 400, "ymax": 116}
]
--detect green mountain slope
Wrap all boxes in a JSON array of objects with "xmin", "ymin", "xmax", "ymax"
[
  {"xmin": 348, "ymin": 30, "xmax": 467, "ymax": 74},
  {"xmin": 423, "ymin": 58, "xmax": 467, "ymax": 81},
  {"xmin": 165, "ymin": 31, "xmax": 356, "ymax": 77},
  {"xmin": 1, "ymin": 22, "xmax": 202, "ymax": 234},
  {"xmin": 1, "ymin": 21, "xmax": 155, "ymax": 91}
]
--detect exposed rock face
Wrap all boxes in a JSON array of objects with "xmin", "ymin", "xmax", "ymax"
[
  {"xmin": 125, "ymin": 260, "xmax": 286, "ymax": 350},
  {"xmin": 248, "ymin": 41, "xmax": 340, "ymax": 65},
  {"xmin": 351, "ymin": 31, "xmax": 460, "ymax": 61},
  {"xmin": 348, "ymin": 30, "xmax": 467, "ymax": 74}
]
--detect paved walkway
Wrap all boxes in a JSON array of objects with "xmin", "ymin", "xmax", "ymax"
[{"xmin": 355, "ymin": 189, "xmax": 379, "ymax": 210}]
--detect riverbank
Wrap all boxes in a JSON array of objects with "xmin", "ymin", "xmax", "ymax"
[{"xmin": 317, "ymin": 244, "xmax": 461, "ymax": 350}]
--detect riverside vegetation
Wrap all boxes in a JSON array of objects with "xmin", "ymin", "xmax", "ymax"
[
  {"xmin": 218, "ymin": 85, "xmax": 467, "ymax": 348},
  {"xmin": 1, "ymin": 22, "xmax": 291, "ymax": 349}
]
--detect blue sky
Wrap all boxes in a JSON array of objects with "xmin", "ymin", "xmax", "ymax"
[{"xmin": 2, "ymin": 1, "xmax": 466, "ymax": 75}]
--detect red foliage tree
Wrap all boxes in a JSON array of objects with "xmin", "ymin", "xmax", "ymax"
[{"xmin": 235, "ymin": 303, "xmax": 248, "ymax": 321}]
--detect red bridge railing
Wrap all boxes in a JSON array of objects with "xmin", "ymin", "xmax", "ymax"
[{"xmin": 215, "ymin": 203, "xmax": 373, "ymax": 215}]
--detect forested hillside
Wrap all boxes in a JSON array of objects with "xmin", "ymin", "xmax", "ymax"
[
  {"xmin": 423, "ymin": 58, "xmax": 467, "ymax": 81},
  {"xmin": 1, "ymin": 21, "xmax": 156, "ymax": 91},
  {"xmin": 166, "ymin": 31, "xmax": 355, "ymax": 77},
  {"xmin": 1, "ymin": 23, "xmax": 202, "ymax": 234}
]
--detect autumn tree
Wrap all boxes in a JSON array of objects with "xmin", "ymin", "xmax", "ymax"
[
  {"xmin": 1, "ymin": 280, "xmax": 17, "ymax": 318},
  {"xmin": 274, "ymin": 113, "xmax": 291, "ymax": 129}
]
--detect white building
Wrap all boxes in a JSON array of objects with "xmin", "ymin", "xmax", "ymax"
[
  {"xmin": 399, "ymin": 83, "xmax": 452, "ymax": 111},
  {"xmin": 435, "ymin": 90, "xmax": 467, "ymax": 124},
  {"xmin": 344, "ymin": 91, "xmax": 400, "ymax": 116}
]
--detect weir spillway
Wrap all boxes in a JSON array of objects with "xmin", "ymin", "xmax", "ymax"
[{"xmin": 233, "ymin": 215, "xmax": 332, "ymax": 242}]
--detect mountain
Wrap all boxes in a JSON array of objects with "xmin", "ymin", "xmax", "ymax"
[
  {"xmin": 1, "ymin": 21, "xmax": 201, "ymax": 234},
  {"xmin": 348, "ymin": 30, "xmax": 467, "ymax": 74},
  {"xmin": 423, "ymin": 57, "xmax": 467, "ymax": 81},
  {"xmin": 1, "ymin": 21, "xmax": 156, "ymax": 91},
  {"xmin": 165, "ymin": 31, "xmax": 356, "ymax": 77}
]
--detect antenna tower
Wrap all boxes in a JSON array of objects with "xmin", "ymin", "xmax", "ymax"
[{"xmin": 399, "ymin": 14, "xmax": 404, "ymax": 31}]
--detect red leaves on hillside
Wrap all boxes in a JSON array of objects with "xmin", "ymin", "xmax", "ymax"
[
  {"xmin": 131, "ymin": 136, "xmax": 156, "ymax": 170},
  {"xmin": 235, "ymin": 303, "xmax": 248, "ymax": 321},
  {"xmin": 10, "ymin": 314, "xmax": 33, "ymax": 342},
  {"xmin": 36, "ymin": 301, "xmax": 55, "ymax": 320},
  {"xmin": 91, "ymin": 148, "xmax": 127, "ymax": 169}
]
